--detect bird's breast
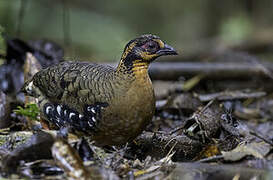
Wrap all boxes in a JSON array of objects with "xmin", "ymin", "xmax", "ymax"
[{"xmin": 93, "ymin": 72, "xmax": 155, "ymax": 145}]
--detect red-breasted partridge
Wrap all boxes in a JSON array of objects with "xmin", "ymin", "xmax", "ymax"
[{"xmin": 23, "ymin": 34, "xmax": 177, "ymax": 145}]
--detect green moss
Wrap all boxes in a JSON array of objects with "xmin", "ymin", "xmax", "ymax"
[{"xmin": 14, "ymin": 103, "xmax": 40, "ymax": 121}]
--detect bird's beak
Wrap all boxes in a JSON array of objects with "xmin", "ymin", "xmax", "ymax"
[{"xmin": 157, "ymin": 44, "xmax": 178, "ymax": 56}]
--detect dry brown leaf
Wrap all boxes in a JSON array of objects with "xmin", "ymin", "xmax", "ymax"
[{"xmin": 221, "ymin": 142, "xmax": 272, "ymax": 161}]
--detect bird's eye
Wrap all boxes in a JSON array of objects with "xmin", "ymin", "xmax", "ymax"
[
  {"xmin": 148, "ymin": 43, "xmax": 155, "ymax": 49},
  {"xmin": 141, "ymin": 41, "xmax": 158, "ymax": 52}
]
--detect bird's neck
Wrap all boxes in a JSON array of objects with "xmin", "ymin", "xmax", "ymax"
[
  {"xmin": 131, "ymin": 60, "xmax": 149, "ymax": 77},
  {"xmin": 116, "ymin": 58, "xmax": 149, "ymax": 79}
]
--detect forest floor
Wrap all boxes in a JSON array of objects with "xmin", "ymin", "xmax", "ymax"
[{"xmin": 0, "ymin": 38, "xmax": 273, "ymax": 179}]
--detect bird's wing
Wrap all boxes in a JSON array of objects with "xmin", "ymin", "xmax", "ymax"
[{"xmin": 31, "ymin": 61, "xmax": 115, "ymax": 111}]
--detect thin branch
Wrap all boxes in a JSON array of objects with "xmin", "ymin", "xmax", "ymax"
[
  {"xmin": 16, "ymin": 0, "xmax": 28, "ymax": 37},
  {"xmin": 62, "ymin": 0, "xmax": 71, "ymax": 46}
]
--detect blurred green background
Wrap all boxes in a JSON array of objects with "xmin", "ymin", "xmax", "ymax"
[{"xmin": 0, "ymin": 0, "xmax": 272, "ymax": 62}]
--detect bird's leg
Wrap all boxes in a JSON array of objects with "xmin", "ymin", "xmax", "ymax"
[{"xmin": 57, "ymin": 126, "xmax": 73, "ymax": 140}]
